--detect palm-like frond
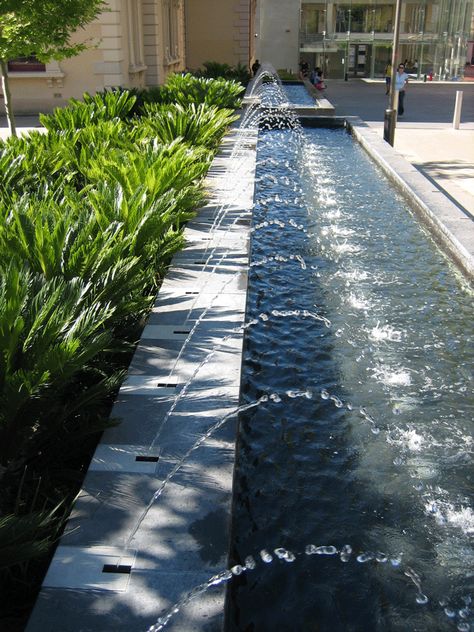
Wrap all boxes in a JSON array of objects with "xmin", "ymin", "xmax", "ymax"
[
  {"xmin": 0, "ymin": 510, "xmax": 59, "ymax": 569},
  {"xmin": 142, "ymin": 102, "xmax": 238, "ymax": 149}
]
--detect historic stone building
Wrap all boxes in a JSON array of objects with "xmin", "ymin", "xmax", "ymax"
[{"xmin": 1, "ymin": 0, "xmax": 254, "ymax": 114}]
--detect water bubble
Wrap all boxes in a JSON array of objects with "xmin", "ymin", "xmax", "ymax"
[
  {"xmin": 304, "ymin": 390, "xmax": 313, "ymax": 399},
  {"xmin": 307, "ymin": 545, "xmax": 338, "ymax": 556},
  {"xmin": 274, "ymin": 548, "xmax": 295, "ymax": 562},
  {"xmin": 259, "ymin": 312, "xmax": 269, "ymax": 321},
  {"xmin": 413, "ymin": 482, "xmax": 424, "ymax": 491},
  {"xmin": 416, "ymin": 593, "xmax": 429, "ymax": 605},
  {"xmin": 439, "ymin": 598, "xmax": 448, "ymax": 607},
  {"xmin": 393, "ymin": 456, "xmax": 404, "ymax": 466},
  {"xmin": 244, "ymin": 556, "xmax": 256, "ymax": 570},
  {"xmin": 459, "ymin": 608, "xmax": 470, "ymax": 619},
  {"xmin": 270, "ymin": 393, "xmax": 282, "ymax": 403},
  {"xmin": 346, "ymin": 403, "xmax": 353, "ymax": 411},
  {"xmin": 260, "ymin": 549, "xmax": 273, "ymax": 563},
  {"xmin": 356, "ymin": 552, "xmax": 374, "ymax": 563},
  {"xmin": 390, "ymin": 555, "xmax": 403, "ymax": 567},
  {"xmin": 463, "ymin": 596, "xmax": 472, "ymax": 606},
  {"xmin": 231, "ymin": 564, "xmax": 245, "ymax": 575},
  {"xmin": 375, "ymin": 552, "xmax": 388, "ymax": 563},
  {"xmin": 457, "ymin": 624, "xmax": 470, "ymax": 632},
  {"xmin": 340, "ymin": 545, "xmax": 352, "ymax": 562},
  {"xmin": 287, "ymin": 390, "xmax": 298, "ymax": 398},
  {"xmin": 320, "ymin": 389, "xmax": 330, "ymax": 400},
  {"xmin": 259, "ymin": 394, "xmax": 269, "ymax": 403},
  {"xmin": 371, "ymin": 426, "xmax": 381, "ymax": 435},
  {"xmin": 331, "ymin": 396, "xmax": 343, "ymax": 408},
  {"xmin": 444, "ymin": 608, "xmax": 456, "ymax": 618}
]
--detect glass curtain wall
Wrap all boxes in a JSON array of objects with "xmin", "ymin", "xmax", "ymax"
[{"xmin": 300, "ymin": 0, "xmax": 473, "ymax": 79}]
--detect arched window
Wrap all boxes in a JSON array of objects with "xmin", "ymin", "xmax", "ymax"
[
  {"xmin": 163, "ymin": 0, "xmax": 180, "ymax": 64},
  {"xmin": 127, "ymin": 0, "xmax": 145, "ymax": 71}
]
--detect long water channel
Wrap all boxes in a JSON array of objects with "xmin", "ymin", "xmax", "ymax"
[{"xmin": 225, "ymin": 122, "xmax": 473, "ymax": 631}]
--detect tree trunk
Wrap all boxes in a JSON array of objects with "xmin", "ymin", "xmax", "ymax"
[{"xmin": 0, "ymin": 58, "xmax": 17, "ymax": 137}]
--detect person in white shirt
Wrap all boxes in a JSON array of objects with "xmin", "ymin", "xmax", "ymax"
[{"xmin": 395, "ymin": 63, "xmax": 409, "ymax": 116}]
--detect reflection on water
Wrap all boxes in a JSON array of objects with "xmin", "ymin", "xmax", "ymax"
[{"xmin": 227, "ymin": 128, "xmax": 473, "ymax": 631}]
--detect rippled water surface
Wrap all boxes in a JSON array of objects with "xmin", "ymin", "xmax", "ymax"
[
  {"xmin": 283, "ymin": 83, "xmax": 316, "ymax": 106},
  {"xmin": 227, "ymin": 127, "xmax": 473, "ymax": 631}
]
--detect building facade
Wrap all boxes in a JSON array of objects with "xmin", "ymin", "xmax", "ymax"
[
  {"xmin": 255, "ymin": 0, "xmax": 474, "ymax": 79},
  {"xmin": 0, "ymin": 0, "xmax": 255, "ymax": 115},
  {"xmin": 184, "ymin": 0, "xmax": 255, "ymax": 71},
  {"xmin": 1, "ymin": 0, "xmax": 186, "ymax": 114}
]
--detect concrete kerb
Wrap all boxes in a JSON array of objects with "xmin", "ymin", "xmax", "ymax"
[{"xmin": 345, "ymin": 116, "xmax": 474, "ymax": 282}]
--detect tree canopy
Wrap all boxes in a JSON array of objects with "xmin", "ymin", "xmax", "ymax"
[
  {"xmin": 0, "ymin": 0, "xmax": 106, "ymax": 61},
  {"xmin": 0, "ymin": 0, "xmax": 106, "ymax": 134}
]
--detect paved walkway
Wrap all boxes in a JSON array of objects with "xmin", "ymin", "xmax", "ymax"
[{"xmin": 324, "ymin": 79, "xmax": 474, "ymax": 218}]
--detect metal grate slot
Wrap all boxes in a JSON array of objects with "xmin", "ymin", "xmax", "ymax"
[
  {"xmin": 135, "ymin": 455, "xmax": 159, "ymax": 463},
  {"xmin": 102, "ymin": 564, "xmax": 132, "ymax": 574}
]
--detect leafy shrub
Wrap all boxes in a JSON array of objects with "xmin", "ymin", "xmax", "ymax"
[
  {"xmin": 142, "ymin": 102, "xmax": 238, "ymax": 148},
  {"xmin": 196, "ymin": 60, "xmax": 251, "ymax": 85},
  {"xmin": 157, "ymin": 73, "xmax": 244, "ymax": 109},
  {"xmin": 39, "ymin": 89, "xmax": 137, "ymax": 132}
]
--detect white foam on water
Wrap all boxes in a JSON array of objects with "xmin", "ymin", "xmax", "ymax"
[
  {"xmin": 372, "ymin": 365, "xmax": 412, "ymax": 387},
  {"xmin": 369, "ymin": 322, "xmax": 403, "ymax": 342},
  {"xmin": 347, "ymin": 292, "xmax": 372, "ymax": 310}
]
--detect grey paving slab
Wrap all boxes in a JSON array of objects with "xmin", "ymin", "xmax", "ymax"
[
  {"xmin": 103, "ymin": 389, "xmax": 240, "ymax": 446},
  {"xmin": 62, "ymin": 455, "xmax": 234, "ymax": 557},
  {"xmin": 159, "ymin": 265, "xmax": 248, "ymax": 294},
  {"xmin": 127, "ymin": 341, "xmax": 243, "ymax": 384},
  {"xmin": 140, "ymin": 318, "xmax": 245, "ymax": 342},
  {"xmin": 27, "ymin": 573, "xmax": 225, "ymax": 632},
  {"xmin": 41, "ymin": 545, "xmax": 137, "ymax": 591},
  {"xmin": 148, "ymin": 291, "xmax": 247, "ymax": 326}
]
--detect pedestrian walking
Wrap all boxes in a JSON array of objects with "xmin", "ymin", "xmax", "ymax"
[
  {"xmin": 395, "ymin": 63, "xmax": 409, "ymax": 116},
  {"xmin": 251, "ymin": 59, "xmax": 261, "ymax": 76}
]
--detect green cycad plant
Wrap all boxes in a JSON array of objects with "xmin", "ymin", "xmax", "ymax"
[
  {"xmin": 86, "ymin": 138, "xmax": 210, "ymax": 200},
  {"xmin": 0, "ymin": 262, "xmax": 117, "ymax": 469},
  {"xmin": 0, "ymin": 132, "xmax": 73, "ymax": 200},
  {"xmin": 0, "ymin": 510, "xmax": 58, "ymax": 570},
  {"xmin": 0, "ymin": 191, "xmax": 154, "ymax": 327},
  {"xmin": 39, "ymin": 89, "xmax": 137, "ymax": 133},
  {"xmin": 142, "ymin": 102, "xmax": 238, "ymax": 149},
  {"xmin": 157, "ymin": 73, "xmax": 245, "ymax": 109}
]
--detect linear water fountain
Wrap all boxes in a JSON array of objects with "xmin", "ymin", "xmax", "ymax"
[{"xmin": 27, "ymin": 67, "xmax": 473, "ymax": 632}]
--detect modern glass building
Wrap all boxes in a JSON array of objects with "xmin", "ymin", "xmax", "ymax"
[{"xmin": 299, "ymin": 0, "xmax": 474, "ymax": 78}]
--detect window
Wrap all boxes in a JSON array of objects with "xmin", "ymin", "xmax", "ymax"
[
  {"xmin": 127, "ymin": 0, "xmax": 145, "ymax": 70},
  {"xmin": 7, "ymin": 55, "xmax": 45, "ymax": 72},
  {"xmin": 163, "ymin": 0, "xmax": 180, "ymax": 63}
]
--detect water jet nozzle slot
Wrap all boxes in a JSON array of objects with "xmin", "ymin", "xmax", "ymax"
[
  {"xmin": 185, "ymin": 291, "xmax": 200, "ymax": 295},
  {"xmin": 135, "ymin": 455, "xmax": 159, "ymax": 463},
  {"xmin": 156, "ymin": 382, "xmax": 178, "ymax": 388},
  {"xmin": 173, "ymin": 330, "xmax": 191, "ymax": 335},
  {"xmin": 102, "ymin": 564, "xmax": 132, "ymax": 574}
]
